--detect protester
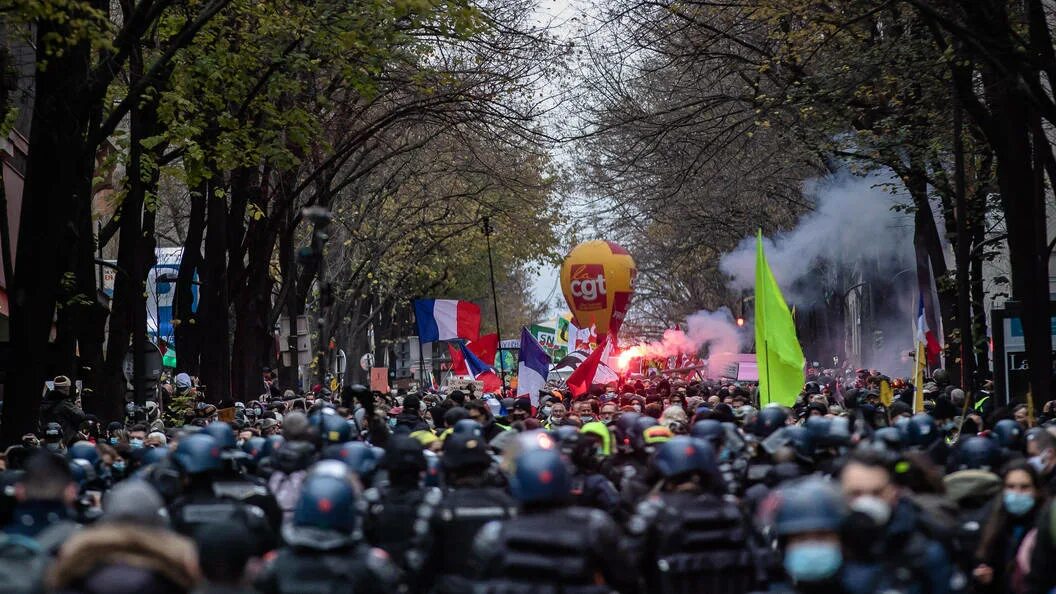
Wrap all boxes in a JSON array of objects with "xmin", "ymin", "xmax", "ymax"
[{"xmin": 974, "ymin": 460, "xmax": 1046, "ymax": 593}]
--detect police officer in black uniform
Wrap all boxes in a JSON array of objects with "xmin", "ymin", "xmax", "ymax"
[
  {"xmin": 168, "ymin": 433, "xmax": 277, "ymax": 555},
  {"xmin": 468, "ymin": 447, "xmax": 638, "ymax": 594},
  {"xmin": 626, "ymin": 436, "xmax": 766, "ymax": 594},
  {"xmin": 202, "ymin": 421, "xmax": 282, "ymax": 532},
  {"xmin": 755, "ymin": 477, "xmax": 852, "ymax": 594},
  {"xmin": 411, "ymin": 431, "xmax": 517, "ymax": 593},
  {"xmin": 691, "ymin": 419, "xmax": 746, "ymax": 496},
  {"xmin": 362, "ymin": 435, "xmax": 440, "ymax": 572},
  {"xmin": 554, "ymin": 424, "xmax": 620, "ymax": 516},
  {"xmin": 255, "ymin": 461, "xmax": 400, "ymax": 594}
]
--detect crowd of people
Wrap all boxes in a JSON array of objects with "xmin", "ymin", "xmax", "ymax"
[{"xmin": 3, "ymin": 365, "xmax": 1056, "ymax": 593}]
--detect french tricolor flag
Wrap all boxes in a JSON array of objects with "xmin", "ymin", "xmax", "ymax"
[
  {"xmin": 455, "ymin": 340, "xmax": 502, "ymax": 393},
  {"xmin": 413, "ymin": 299, "xmax": 481, "ymax": 343},
  {"xmin": 916, "ymin": 294, "xmax": 942, "ymax": 366}
]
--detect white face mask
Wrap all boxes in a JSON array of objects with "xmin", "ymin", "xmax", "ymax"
[
  {"xmin": 850, "ymin": 495, "xmax": 892, "ymax": 526},
  {"xmin": 1029, "ymin": 451, "xmax": 1051, "ymax": 473}
]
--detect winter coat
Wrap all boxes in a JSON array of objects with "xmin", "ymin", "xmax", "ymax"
[
  {"xmin": 48, "ymin": 522, "xmax": 200, "ymax": 594},
  {"xmin": 39, "ymin": 393, "xmax": 86, "ymax": 443}
]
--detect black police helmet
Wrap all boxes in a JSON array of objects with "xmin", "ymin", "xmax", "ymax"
[
  {"xmin": 382, "ymin": 435, "xmax": 426, "ymax": 475},
  {"xmin": 953, "ymin": 435, "xmax": 1000, "ymax": 472},
  {"xmin": 203, "ymin": 422, "xmax": 237, "ymax": 450},
  {"xmin": 653, "ymin": 436, "xmax": 717, "ymax": 480},
  {"xmin": 442, "ymin": 432, "xmax": 492, "ymax": 471},
  {"xmin": 292, "ymin": 472, "xmax": 359, "ymax": 533},
  {"xmin": 509, "ymin": 447, "xmax": 570, "ymax": 505},
  {"xmin": 774, "ymin": 477, "xmax": 846, "ymax": 535},
  {"xmin": 992, "ymin": 419, "xmax": 1024, "ymax": 451},
  {"xmin": 174, "ymin": 433, "xmax": 223, "ymax": 475},
  {"xmin": 753, "ymin": 405, "xmax": 788, "ymax": 438}
]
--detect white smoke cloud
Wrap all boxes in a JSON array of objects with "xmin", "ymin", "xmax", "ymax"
[{"xmin": 718, "ymin": 170, "xmax": 914, "ymax": 302}]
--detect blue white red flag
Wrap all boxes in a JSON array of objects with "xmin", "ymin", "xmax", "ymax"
[
  {"xmin": 413, "ymin": 299, "xmax": 481, "ymax": 343},
  {"xmin": 456, "ymin": 340, "xmax": 501, "ymax": 393},
  {"xmin": 916, "ymin": 294, "xmax": 942, "ymax": 366},
  {"xmin": 516, "ymin": 327, "xmax": 551, "ymax": 408}
]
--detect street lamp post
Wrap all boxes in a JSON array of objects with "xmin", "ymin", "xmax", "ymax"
[
  {"xmin": 299, "ymin": 206, "xmax": 334, "ymax": 387},
  {"xmin": 482, "ymin": 217, "xmax": 506, "ymax": 391}
]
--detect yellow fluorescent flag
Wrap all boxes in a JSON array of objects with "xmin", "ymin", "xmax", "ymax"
[
  {"xmin": 754, "ymin": 231, "xmax": 805, "ymax": 407},
  {"xmin": 879, "ymin": 379, "xmax": 893, "ymax": 407}
]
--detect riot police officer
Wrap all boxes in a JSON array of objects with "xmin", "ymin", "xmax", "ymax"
[
  {"xmin": 202, "ymin": 421, "xmax": 282, "ymax": 532},
  {"xmin": 362, "ymin": 435, "xmax": 440, "ymax": 572},
  {"xmin": 692, "ymin": 419, "xmax": 745, "ymax": 496},
  {"xmin": 255, "ymin": 462, "xmax": 400, "ymax": 594},
  {"xmin": 627, "ymin": 436, "xmax": 765, "ymax": 594},
  {"xmin": 468, "ymin": 447, "xmax": 638, "ymax": 594},
  {"xmin": 167, "ymin": 433, "xmax": 277, "ymax": 555},
  {"xmin": 564, "ymin": 422, "xmax": 620, "ymax": 516},
  {"xmin": 759, "ymin": 477, "xmax": 852, "ymax": 594},
  {"xmin": 412, "ymin": 431, "xmax": 517, "ymax": 593}
]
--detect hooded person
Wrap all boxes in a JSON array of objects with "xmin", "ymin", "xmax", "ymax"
[
  {"xmin": 394, "ymin": 395, "xmax": 430, "ymax": 433},
  {"xmin": 47, "ymin": 481, "xmax": 200, "ymax": 594},
  {"xmin": 40, "ymin": 376, "xmax": 86, "ymax": 446}
]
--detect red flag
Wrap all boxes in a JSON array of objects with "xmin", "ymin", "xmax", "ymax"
[
  {"xmin": 447, "ymin": 334, "xmax": 499, "ymax": 375},
  {"xmin": 566, "ymin": 335, "xmax": 610, "ymax": 397}
]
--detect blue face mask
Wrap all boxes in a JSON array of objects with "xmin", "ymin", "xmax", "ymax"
[
  {"xmin": 112, "ymin": 461, "xmax": 126, "ymax": 475},
  {"xmin": 1004, "ymin": 490, "xmax": 1035, "ymax": 516},
  {"xmin": 129, "ymin": 438, "xmax": 144, "ymax": 449},
  {"xmin": 784, "ymin": 541, "xmax": 843, "ymax": 583},
  {"xmin": 109, "ymin": 437, "xmax": 119, "ymax": 445}
]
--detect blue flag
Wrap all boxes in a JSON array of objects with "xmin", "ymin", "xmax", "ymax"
[{"xmin": 516, "ymin": 327, "xmax": 551, "ymax": 407}]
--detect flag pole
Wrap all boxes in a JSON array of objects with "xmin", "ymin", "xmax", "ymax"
[
  {"xmin": 482, "ymin": 216, "xmax": 506, "ymax": 392},
  {"xmin": 418, "ymin": 334, "xmax": 426, "ymax": 391},
  {"xmin": 764, "ymin": 339, "xmax": 772, "ymax": 406}
]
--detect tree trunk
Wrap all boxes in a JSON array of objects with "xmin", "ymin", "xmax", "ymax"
[
  {"xmin": 988, "ymin": 84, "xmax": 1051, "ymax": 404},
  {"xmin": 231, "ymin": 168, "xmax": 277, "ymax": 401},
  {"xmin": 952, "ymin": 96, "xmax": 975, "ymax": 391},
  {"xmin": 198, "ymin": 182, "xmax": 231, "ymax": 403},
  {"xmin": 2, "ymin": 17, "xmax": 94, "ymax": 444},
  {"xmin": 174, "ymin": 181, "xmax": 206, "ymax": 376}
]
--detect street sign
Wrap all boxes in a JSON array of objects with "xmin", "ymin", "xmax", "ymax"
[
  {"xmin": 282, "ymin": 349, "xmax": 313, "ymax": 367},
  {"xmin": 359, "ymin": 353, "xmax": 374, "ymax": 371},
  {"xmin": 279, "ymin": 315, "xmax": 310, "ymax": 341}
]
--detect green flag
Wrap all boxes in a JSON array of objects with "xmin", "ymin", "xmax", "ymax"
[{"xmin": 754, "ymin": 231, "xmax": 805, "ymax": 407}]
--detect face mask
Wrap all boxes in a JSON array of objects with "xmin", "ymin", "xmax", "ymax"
[
  {"xmin": 1004, "ymin": 490, "xmax": 1035, "ymax": 516},
  {"xmin": 112, "ymin": 461, "xmax": 126, "ymax": 475},
  {"xmin": 541, "ymin": 406, "xmax": 552, "ymax": 417},
  {"xmin": 850, "ymin": 495, "xmax": 892, "ymax": 526},
  {"xmin": 129, "ymin": 438, "xmax": 144, "ymax": 449},
  {"xmin": 580, "ymin": 415, "xmax": 595, "ymax": 423},
  {"xmin": 783, "ymin": 541, "xmax": 843, "ymax": 582},
  {"xmin": 1029, "ymin": 452, "xmax": 1049, "ymax": 473},
  {"xmin": 109, "ymin": 437, "xmax": 119, "ymax": 445}
]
